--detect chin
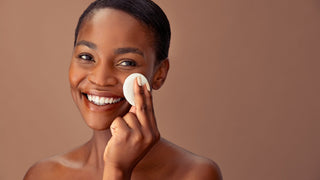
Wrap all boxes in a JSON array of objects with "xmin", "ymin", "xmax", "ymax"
[
  {"xmin": 83, "ymin": 113, "xmax": 117, "ymax": 130},
  {"xmin": 84, "ymin": 114, "xmax": 114, "ymax": 130},
  {"xmin": 80, "ymin": 106, "xmax": 130, "ymax": 131}
]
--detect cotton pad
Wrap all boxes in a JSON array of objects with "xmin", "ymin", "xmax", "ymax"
[{"xmin": 123, "ymin": 73, "xmax": 149, "ymax": 106}]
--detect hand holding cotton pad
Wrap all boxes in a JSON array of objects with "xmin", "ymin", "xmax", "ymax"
[{"xmin": 123, "ymin": 73, "xmax": 149, "ymax": 106}]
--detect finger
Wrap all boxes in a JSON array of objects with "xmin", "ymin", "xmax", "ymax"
[
  {"xmin": 110, "ymin": 117, "xmax": 130, "ymax": 137},
  {"xmin": 133, "ymin": 77, "xmax": 151, "ymax": 128},
  {"xmin": 122, "ymin": 112, "xmax": 141, "ymax": 130},
  {"xmin": 133, "ymin": 78, "xmax": 160, "ymax": 144},
  {"xmin": 142, "ymin": 84, "xmax": 159, "ymax": 132}
]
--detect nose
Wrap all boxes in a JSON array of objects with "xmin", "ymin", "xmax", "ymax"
[{"xmin": 88, "ymin": 62, "xmax": 118, "ymax": 87}]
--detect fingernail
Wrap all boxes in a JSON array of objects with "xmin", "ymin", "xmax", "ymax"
[
  {"xmin": 137, "ymin": 76, "xmax": 142, "ymax": 86},
  {"xmin": 146, "ymin": 82, "xmax": 151, "ymax": 91}
]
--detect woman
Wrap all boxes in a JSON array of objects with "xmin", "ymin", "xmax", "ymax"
[{"xmin": 24, "ymin": 0, "xmax": 222, "ymax": 179}]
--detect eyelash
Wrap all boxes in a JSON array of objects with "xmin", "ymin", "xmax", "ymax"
[
  {"xmin": 118, "ymin": 60, "xmax": 137, "ymax": 67},
  {"xmin": 77, "ymin": 53, "xmax": 137, "ymax": 67},
  {"xmin": 78, "ymin": 53, "xmax": 94, "ymax": 62}
]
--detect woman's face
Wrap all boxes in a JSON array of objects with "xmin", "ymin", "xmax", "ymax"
[{"xmin": 69, "ymin": 8, "xmax": 160, "ymax": 130}]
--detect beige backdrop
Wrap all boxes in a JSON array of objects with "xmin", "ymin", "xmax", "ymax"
[{"xmin": 1, "ymin": 0, "xmax": 320, "ymax": 179}]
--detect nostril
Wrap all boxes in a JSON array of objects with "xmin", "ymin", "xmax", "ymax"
[{"xmin": 88, "ymin": 73, "xmax": 118, "ymax": 87}]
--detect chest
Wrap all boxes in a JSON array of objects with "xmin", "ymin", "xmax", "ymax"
[
  {"xmin": 56, "ymin": 164, "xmax": 184, "ymax": 180},
  {"xmin": 130, "ymin": 165, "xmax": 185, "ymax": 180}
]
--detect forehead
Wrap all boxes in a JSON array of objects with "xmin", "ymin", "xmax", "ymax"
[{"xmin": 77, "ymin": 8, "xmax": 155, "ymax": 53}]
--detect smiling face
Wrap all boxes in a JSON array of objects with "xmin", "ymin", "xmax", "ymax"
[{"xmin": 69, "ymin": 8, "xmax": 167, "ymax": 130}]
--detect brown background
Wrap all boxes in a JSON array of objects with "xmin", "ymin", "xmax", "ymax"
[{"xmin": 1, "ymin": 0, "xmax": 320, "ymax": 179}]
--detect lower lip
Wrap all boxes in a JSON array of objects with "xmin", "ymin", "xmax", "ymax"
[{"xmin": 83, "ymin": 94, "xmax": 126, "ymax": 112}]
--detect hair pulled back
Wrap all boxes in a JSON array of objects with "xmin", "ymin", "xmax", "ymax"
[{"xmin": 74, "ymin": 0, "xmax": 171, "ymax": 62}]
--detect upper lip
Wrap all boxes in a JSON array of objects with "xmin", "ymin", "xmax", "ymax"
[{"xmin": 82, "ymin": 89, "xmax": 124, "ymax": 98}]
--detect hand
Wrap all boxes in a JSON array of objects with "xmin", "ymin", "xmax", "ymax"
[{"xmin": 103, "ymin": 77, "xmax": 160, "ymax": 179}]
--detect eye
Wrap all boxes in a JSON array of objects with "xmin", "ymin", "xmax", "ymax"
[
  {"xmin": 118, "ymin": 60, "xmax": 137, "ymax": 67},
  {"xmin": 78, "ymin": 53, "xmax": 94, "ymax": 62}
]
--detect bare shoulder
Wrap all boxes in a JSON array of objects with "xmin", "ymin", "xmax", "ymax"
[
  {"xmin": 158, "ymin": 139, "xmax": 222, "ymax": 180},
  {"xmin": 184, "ymin": 156, "xmax": 222, "ymax": 180},
  {"xmin": 23, "ymin": 157, "xmax": 63, "ymax": 180},
  {"xmin": 23, "ymin": 144, "xmax": 88, "ymax": 180}
]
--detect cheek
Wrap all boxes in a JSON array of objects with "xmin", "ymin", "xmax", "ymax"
[
  {"xmin": 146, "ymin": 63, "xmax": 157, "ymax": 86},
  {"xmin": 69, "ymin": 62, "xmax": 86, "ymax": 88},
  {"xmin": 144, "ymin": 50, "xmax": 157, "ymax": 82}
]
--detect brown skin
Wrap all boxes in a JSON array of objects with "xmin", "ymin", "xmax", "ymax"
[{"xmin": 24, "ymin": 8, "xmax": 222, "ymax": 180}]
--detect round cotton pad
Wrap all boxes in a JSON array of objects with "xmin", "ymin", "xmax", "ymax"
[{"xmin": 123, "ymin": 73, "xmax": 149, "ymax": 106}]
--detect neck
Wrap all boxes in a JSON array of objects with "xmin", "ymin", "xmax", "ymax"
[{"xmin": 85, "ymin": 129, "xmax": 112, "ymax": 169}]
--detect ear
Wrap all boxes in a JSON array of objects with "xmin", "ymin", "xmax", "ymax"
[{"xmin": 152, "ymin": 59, "xmax": 169, "ymax": 90}]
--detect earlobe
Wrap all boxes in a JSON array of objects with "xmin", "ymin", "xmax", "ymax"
[{"xmin": 152, "ymin": 59, "xmax": 169, "ymax": 90}]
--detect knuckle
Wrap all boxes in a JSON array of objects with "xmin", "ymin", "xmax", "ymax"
[
  {"xmin": 144, "ymin": 134, "xmax": 154, "ymax": 144},
  {"xmin": 139, "ymin": 105, "xmax": 153, "ymax": 114},
  {"xmin": 145, "ymin": 91, "xmax": 152, "ymax": 99},
  {"xmin": 133, "ymin": 132, "xmax": 144, "ymax": 143},
  {"xmin": 139, "ymin": 104, "xmax": 147, "ymax": 112},
  {"xmin": 135, "ymin": 87, "xmax": 144, "ymax": 95},
  {"xmin": 112, "ymin": 117, "xmax": 121, "ymax": 126},
  {"xmin": 146, "ymin": 106, "xmax": 154, "ymax": 114}
]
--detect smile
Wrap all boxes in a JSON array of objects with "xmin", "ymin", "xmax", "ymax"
[{"xmin": 86, "ymin": 94, "xmax": 124, "ymax": 106}]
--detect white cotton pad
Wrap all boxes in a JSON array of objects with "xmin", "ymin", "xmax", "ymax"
[{"xmin": 123, "ymin": 73, "xmax": 149, "ymax": 106}]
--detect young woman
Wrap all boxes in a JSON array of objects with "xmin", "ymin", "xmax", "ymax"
[{"xmin": 24, "ymin": 0, "xmax": 222, "ymax": 179}]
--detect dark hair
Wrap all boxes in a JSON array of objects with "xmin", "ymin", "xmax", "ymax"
[{"xmin": 74, "ymin": 0, "xmax": 171, "ymax": 62}]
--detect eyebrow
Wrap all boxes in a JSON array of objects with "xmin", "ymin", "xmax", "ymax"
[
  {"xmin": 75, "ymin": 41, "xmax": 144, "ymax": 57},
  {"xmin": 75, "ymin": 40, "xmax": 97, "ymax": 50},
  {"xmin": 114, "ymin": 47, "xmax": 144, "ymax": 57}
]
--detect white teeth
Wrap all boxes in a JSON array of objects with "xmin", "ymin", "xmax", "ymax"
[
  {"xmin": 86, "ymin": 94, "xmax": 122, "ymax": 106},
  {"xmin": 99, "ymin": 97, "xmax": 105, "ymax": 105}
]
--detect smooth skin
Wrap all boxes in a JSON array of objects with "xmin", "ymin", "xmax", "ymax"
[{"xmin": 24, "ymin": 8, "xmax": 222, "ymax": 180}]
